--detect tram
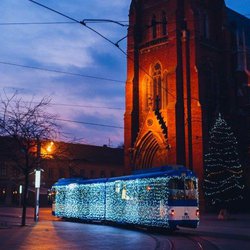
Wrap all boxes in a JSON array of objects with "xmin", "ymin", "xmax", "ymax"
[{"xmin": 51, "ymin": 165, "xmax": 199, "ymax": 230}]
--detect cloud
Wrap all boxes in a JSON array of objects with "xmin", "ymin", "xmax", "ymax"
[{"xmin": 0, "ymin": 0, "xmax": 130, "ymax": 146}]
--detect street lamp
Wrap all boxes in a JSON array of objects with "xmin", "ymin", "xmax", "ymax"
[
  {"xmin": 34, "ymin": 139, "xmax": 41, "ymax": 222},
  {"xmin": 34, "ymin": 169, "xmax": 41, "ymax": 222},
  {"xmin": 46, "ymin": 141, "xmax": 54, "ymax": 154},
  {"xmin": 19, "ymin": 184, "xmax": 22, "ymax": 207},
  {"xmin": 34, "ymin": 140, "xmax": 54, "ymax": 221},
  {"xmin": 41, "ymin": 141, "xmax": 55, "ymax": 158}
]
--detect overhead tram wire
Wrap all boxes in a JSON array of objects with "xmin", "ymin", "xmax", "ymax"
[
  {"xmin": 19, "ymin": 100, "xmax": 124, "ymax": 111},
  {"xmin": 28, "ymin": 0, "xmax": 123, "ymax": 51},
  {"xmin": 27, "ymin": 0, "xmax": 205, "ymax": 102},
  {"xmin": 55, "ymin": 118, "xmax": 124, "ymax": 129},
  {"xmin": 18, "ymin": 100, "xmax": 124, "ymax": 111},
  {"xmin": 48, "ymin": 103, "xmax": 124, "ymax": 110},
  {"xmin": 0, "ymin": 61, "xmax": 124, "ymax": 83},
  {"xmin": 82, "ymin": 19, "xmax": 129, "ymax": 27},
  {"xmin": 26, "ymin": 0, "xmax": 145, "ymax": 67},
  {"xmin": 0, "ymin": 20, "xmax": 128, "ymax": 26},
  {"xmin": 47, "ymin": 117, "xmax": 169, "ymax": 135},
  {"xmin": 1, "ymin": 94, "xmax": 124, "ymax": 111},
  {"xmin": 1, "ymin": 110, "xmax": 170, "ymax": 136},
  {"xmin": 0, "ymin": 21, "xmax": 76, "ymax": 25},
  {"xmin": 2, "ymin": 13, "xmax": 246, "ymax": 99},
  {"xmin": 0, "ymin": 110, "xmax": 124, "ymax": 130},
  {"xmin": 27, "ymin": 1, "xmax": 216, "ymax": 101},
  {"xmin": 27, "ymin": 0, "xmax": 176, "ymax": 99}
]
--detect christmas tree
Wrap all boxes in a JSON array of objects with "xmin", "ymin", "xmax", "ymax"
[{"xmin": 204, "ymin": 113, "xmax": 244, "ymax": 210}]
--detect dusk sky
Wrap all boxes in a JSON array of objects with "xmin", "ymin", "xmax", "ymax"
[{"xmin": 0, "ymin": 0, "xmax": 249, "ymax": 147}]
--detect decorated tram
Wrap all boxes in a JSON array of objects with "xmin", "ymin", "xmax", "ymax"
[{"xmin": 51, "ymin": 165, "xmax": 199, "ymax": 230}]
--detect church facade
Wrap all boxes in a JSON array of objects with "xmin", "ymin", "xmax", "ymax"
[{"xmin": 124, "ymin": 0, "xmax": 250, "ymax": 188}]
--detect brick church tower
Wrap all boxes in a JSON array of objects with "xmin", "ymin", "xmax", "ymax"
[{"xmin": 124, "ymin": 0, "xmax": 250, "ymax": 187}]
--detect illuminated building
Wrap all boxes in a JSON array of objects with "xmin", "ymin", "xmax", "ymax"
[
  {"xmin": 124, "ymin": 0, "xmax": 250, "ymax": 202},
  {"xmin": 0, "ymin": 139, "xmax": 124, "ymax": 206}
]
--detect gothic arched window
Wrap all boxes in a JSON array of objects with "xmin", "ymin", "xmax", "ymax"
[
  {"xmin": 162, "ymin": 11, "xmax": 168, "ymax": 36},
  {"xmin": 203, "ymin": 14, "xmax": 210, "ymax": 39},
  {"xmin": 162, "ymin": 72, "xmax": 168, "ymax": 109},
  {"xmin": 151, "ymin": 15, "xmax": 157, "ymax": 39},
  {"xmin": 152, "ymin": 63, "xmax": 162, "ymax": 111}
]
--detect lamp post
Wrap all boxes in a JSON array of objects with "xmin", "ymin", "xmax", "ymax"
[
  {"xmin": 19, "ymin": 184, "xmax": 22, "ymax": 207},
  {"xmin": 34, "ymin": 139, "xmax": 41, "ymax": 222},
  {"xmin": 34, "ymin": 169, "xmax": 41, "ymax": 221},
  {"xmin": 34, "ymin": 140, "xmax": 54, "ymax": 221}
]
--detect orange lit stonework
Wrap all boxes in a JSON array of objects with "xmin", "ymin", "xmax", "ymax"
[
  {"xmin": 124, "ymin": 0, "xmax": 228, "ymax": 184},
  {"xmin": 125, "ymin": 1, "xmax": 250, "ymax": 203}
]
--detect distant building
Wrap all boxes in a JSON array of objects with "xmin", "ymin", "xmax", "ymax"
[
  {"xmin": 124, "ymin": 0, "xmax": 250, "ymax": 202},
  {"xmin": 0, "ymin": 140, "xmax": 124, "ymax": 206}
]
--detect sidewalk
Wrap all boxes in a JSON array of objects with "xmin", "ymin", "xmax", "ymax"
[{"xmin": 0, "ymin": 206, "xmax": 57, "ymax": 228}]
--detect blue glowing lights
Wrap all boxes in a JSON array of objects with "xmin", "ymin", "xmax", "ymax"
[{"xmin": 52, "ymin": 166, "xmax": 199, "ymax": 228}]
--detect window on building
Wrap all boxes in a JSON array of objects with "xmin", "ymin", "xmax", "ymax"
[
  {"xmin": 149, "ymin": 63, "xmax": 169, "ymax": 111},
  {"xmin": 12, "ymin": 167, "xmax": 20, "ymax": 177},
  {"xmin": 69, "ymin": 167, "xmax": 74, "ymax": 178},
  {"xmin": 59, "ymin": 168, "xmax": 65, "ymax": 178},
  {"xmin": 0, "ymin": 163, "xmax": 7, "ymax": 176},
  {"xmin": 48, "ymin": 168, "xmax": 54, "ymax": 179},
  {"xmin": 80, "ymin": 169, "xmax": 85, "ymax": 178},
  {"xmin": 0, "ymin": 185, "xmax": 7, "ymax": 202},
  {"xmin": 151, "ymin": 15, "xmax": 157, "ymax": 39},
  {"xmin": 110, "ymin": 171, "xmax": 115, "ymax": 177},
  {"xmin": 162, "ymin": 72, "xmax": 168, "ymax": 109},
  {"xmin": 12, "ymin": 186, "xmax": 19, "ymax": 204},
  {"xmin": 162, "ymin": 11, "xmax": 167, "ymax": 36},
  {"xmin": 100, "ymin": 170, "xmax": 106, "ymax": 178},
  {"xmin": 90, "ymin": 170, "xmax": 95, "ymax": 178},
  {"xmin": 203, "ymin": 14, "xmax": 210, "ymax": 39},
  {"xmin": 152, "ymin": 63, "xmax": 162, "ymax": 111}
]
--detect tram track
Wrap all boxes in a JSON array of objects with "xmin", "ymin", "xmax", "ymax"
[
  {"xmin": 186, "ymin": 235, "xmax": 220, "ymax": 250},
  {"xmin": 144, "ymin": 232, "xmax": 175, "ymax": 250},
  {"xmin": 135, "ymin": 226, "xmax": 175, "ymax": 250},
  {"xmin": 172, "ymin": 232, "xmax": 221, "ymax": 250},
  {"xmin": 140, "ymin": 228, "xmax": 221, "ymax": 250}
]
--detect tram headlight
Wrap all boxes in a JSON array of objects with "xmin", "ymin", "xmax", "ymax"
[
  {"xmin": 196, "ymin": 209, "xmax": 200, "ymax": 217},
  {"xmin": 170, "ymin": 209, "xmax": 175, "ymax": 216}
]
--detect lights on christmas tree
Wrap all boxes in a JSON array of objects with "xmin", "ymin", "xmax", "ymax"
[{"xmin": 204, "ymin": 113, "xmax": 245, "ymax": 207}]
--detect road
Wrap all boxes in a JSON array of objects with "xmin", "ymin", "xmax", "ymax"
[{"xmin": 0, "ymin": 207, "xmax": 250, "ymax": 249}]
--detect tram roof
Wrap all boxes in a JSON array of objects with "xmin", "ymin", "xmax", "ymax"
[{"xmin": 52, "ymin": 165, "xmax": 197, "ymax": 186}]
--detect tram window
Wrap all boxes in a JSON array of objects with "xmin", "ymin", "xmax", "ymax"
[
  {"xmin": 48, "ymin": 189, "xmax": 56, "ymax": 204},
  {"xmin": 168, "ymin": 178, "xmax": 185, "ymax": 200},
  {"xmin": 168, "ymin": 178, "xmax": 184, "ymax": 189},
  {"xmin": 185, "ymin": 179, "xmax": 196, "ymax": 190},
  {"xmin": 184, "ymin": 179, "xmax": 197, "ymax": 199},
  {"xmin": 115, "ymin": 182, "xmax": 121, "ymax": 193}
]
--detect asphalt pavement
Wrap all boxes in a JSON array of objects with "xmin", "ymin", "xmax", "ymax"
[{"xmin": 0, "ymin": 207, "xmax": 250, "ymax": 249}]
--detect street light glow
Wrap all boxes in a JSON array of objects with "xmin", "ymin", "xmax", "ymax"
[
  {"xmin": 40, "ymin": 141, "xmax": 55, "ymax": 158},
  {"xmin": 46, "ymin": 141, "xmax": 54, "ymax": 153}
]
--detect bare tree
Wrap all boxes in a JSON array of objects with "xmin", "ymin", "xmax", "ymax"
[{"xmin": 0, "ymin": 92, "xmax": 60, "ymax": 226}]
